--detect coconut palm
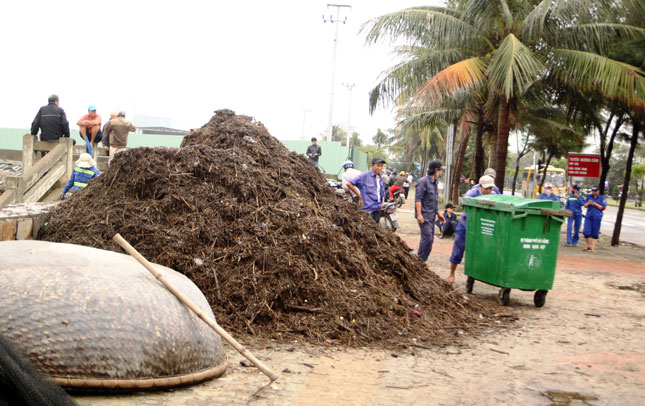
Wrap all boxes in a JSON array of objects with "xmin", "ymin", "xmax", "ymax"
[{"xmin": 363, "ymin": 0, "xmax": 645, "ymax": 191}]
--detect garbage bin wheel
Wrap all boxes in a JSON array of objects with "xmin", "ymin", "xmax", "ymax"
[
  {"xmin": 497, "ymin": 288, "xmax": 511, "ymax": 306},
  {"xmin": 534, "ymin": 290, "xmax": 548, "ymax": 308},
  {"xmin": 466, "ymin": 277, "xmax": 474, "ymax": 294}
]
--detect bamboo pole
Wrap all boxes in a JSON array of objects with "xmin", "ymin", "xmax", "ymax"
[{"xmin": 113, "ymin": 233, "xmax": 279, "ymax": 382}]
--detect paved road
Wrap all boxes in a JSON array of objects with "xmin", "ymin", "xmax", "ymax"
[{"xmin": 599, "ymin": 205, "xmax": 644, "ymax": 245}]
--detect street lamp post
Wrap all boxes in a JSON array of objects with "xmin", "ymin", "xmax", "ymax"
[
  {"xmin": 323, "ymin": 4, "xmax": 351, "ymax": 142},
  {"xmin": 342, "ymin": 82, "xmax": 354, "ymax": 147}
]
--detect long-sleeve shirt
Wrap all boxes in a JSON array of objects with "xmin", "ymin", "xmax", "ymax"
[
  {"xmin": 461, "ymin": 185, "xmax": 498, "ymax": 225},
  {"xmin": 585, "ymin": 194, "xmax": 607, "ymax": 219},
  {"xmin": 63, "ymin": 166, "xmax": 100, "ymax": 194},
  {"xmin": 538, "ymin": 192, "xmax": 559, "ymax": 201},
  {"xmin": 415, "ymin": 175, "xmax": 439, "ymax": 220},
  {"xmin": 305, "ymin": 144, "xmax": 321, "ymax": 161},
  {"xmin": 565, "ymin": 195, "xmax": 586, "ymax": 215},
  {"xmin": 349, "ymin": 170, "xmax": 385, "ymax": 213},
  {"xmin": 104, "ymin": 117, "xmax": 136, "ymax": 148}
]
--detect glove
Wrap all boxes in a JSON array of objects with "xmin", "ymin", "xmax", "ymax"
[{"xmin": 59, "ymin": 192, "xmax": 65, "ymax": 201}]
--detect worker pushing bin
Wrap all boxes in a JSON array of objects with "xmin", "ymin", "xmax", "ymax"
[{"xmin": 461, "ymin": 194, "xmax": 570, "ymax": 307}]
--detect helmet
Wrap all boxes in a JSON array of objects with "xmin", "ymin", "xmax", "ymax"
[
  {"xmin": 544, "ymin": 182, "xmax": 553, "ymax": 188},
  {"xmin": 342, "ymin": 160, "xmax": 354, "ymax": 169},
  {"xmin": 400, "ymin": 171, "xmax": 406, "ymax": 175}
]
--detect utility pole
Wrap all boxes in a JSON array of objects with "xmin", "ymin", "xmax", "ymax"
[
  {"xmin": 301, "ymin": 109, "xmax": 310, "ymax": 141},
  {"xmin": 323, "ymin": 4, "xmax": 351, "ymax": 142},
  {"xmin": 444, "ymin": 123, "xmax": 456, "ymax": 203},
  {"xmin": 342, "ymin": 82, "xmax": 354, "ymax": 147}
]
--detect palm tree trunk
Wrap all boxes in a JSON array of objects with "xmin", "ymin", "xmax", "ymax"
[
  {"xmin": 473, "ymin": 113, "xmax": 485, "ymax": 180},
  {"xmin": 494, "ymin": 97, "xmax": 511, "ymax": 192},
  {"xmin": 598, "ymin": 116, "xmax": 624, "ymax": 195},
  {"xmin": 451, "ymin": 122, "xmax": 471, "ymax": 203},
  {"xmin": 611, "ymin": 118, "xmax": 640, "ymax": 246}
]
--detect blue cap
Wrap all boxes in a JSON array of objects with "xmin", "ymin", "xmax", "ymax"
[{"xmin": 88, "ymin": 104, "xmax": 97, "ymax": 111}]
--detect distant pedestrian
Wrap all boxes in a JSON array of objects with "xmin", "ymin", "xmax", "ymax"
[
  {"xmin": 341, "ymin": 160, "xmax": 362, "ymax": 203},
  {"xmin": 415, "ymin": 160, "xmax": 446, "ymax": 262},
  {"xmin": 346, "ymin": 157, "xmax": 387, "ymax": 224},
  {"xmin": 306, "ymin": 137, "xmax": 322, "ymax": 167},
  {"xmin": 565, "ymin": 185, "xmax": 585, "ymax": 247},
  {"xmin": 538, "ymin": 182, "xmax": 559, "ymax": 201},
  {"xmin": 60, "ymin": 153, "xmax": 99, "ymax": 200},
  {"xmin": 102, "ymin": 112, "xmax": 118, "ymax": 154},
  {"xmin": 436, "ymin": 203, "xmax": 458, "ymax": 238},
  {"xmin": 582, "ymin": 186, "xmax": 606, "ymax": 252},
  {"xmin": 403, "ymin": 172, "xmax": 412, "ymax": 199},
  {"xmin": 104, "ymin": 111, "xmax": 136, "ymax": 163},
  {"xmin": 30, "ymin": 94, "xmax": 70, "ymax": 142},
  {"xmin": 447, "ymin": 175, "xmax": 497, "ymax": 283},
  {"xmin": 77, "ymin": 105, "xmax": 102, "ymax": 149}
]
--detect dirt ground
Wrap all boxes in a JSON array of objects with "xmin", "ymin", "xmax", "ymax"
[{"xmin": 75, "ymin": 197, "xmax": 645, "ymax": 406}]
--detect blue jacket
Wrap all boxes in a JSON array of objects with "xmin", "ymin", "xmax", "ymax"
[
  {"xmin": 538, "ymin": 192, "xmax": 559, "ymax": 201},
  {"xmin": 565, "ymin": 195, "xmax": 585, "ymax": 215},
  {"xmin": 63, "ymin": 166, "xmax": 100, "ymax": 194},
  {"xmin": 585, "ymin": 194, "xmax": 606, "ymax": 219},
  {"xmin": 461, "ymin": 184, "xmax": 498, "ymax": 224},
  {"xmin": 349, "ymin": 170, "xmax": 385, "ymax": 213}
]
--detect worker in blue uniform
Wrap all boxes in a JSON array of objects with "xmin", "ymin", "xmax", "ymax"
[
  {"xmin": 582, "ymin": 186, "xmax": 607, "ymax": 252},
  {"xmin": 538, "ymin": 182, "xmax": 559, "ymax": 201},
  {"xmin": 565, "ymin": 185, "xmax": 585, "ymax": 246},
  {"xmin": 447, "ymin": 175, "xmax": 497, "ymax": 283}
]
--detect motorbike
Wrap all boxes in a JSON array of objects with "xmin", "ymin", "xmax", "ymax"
[
  {"xmin": 327, "ymin": 179, "xmax": 353, "ymax": 202},
  {"xmin": 379, "ymin": 188, "xmax": 405, "ymax": 230}
]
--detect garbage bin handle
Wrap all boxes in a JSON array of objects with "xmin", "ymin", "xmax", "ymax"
[{"xmin": 511, "ymin": 211, "xmax": 528, "ymax": 221}]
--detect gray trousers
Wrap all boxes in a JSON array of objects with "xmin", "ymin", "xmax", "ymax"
[{"xmin": 417, "ymin": 217, "xmax": 435, "ymax": 261}]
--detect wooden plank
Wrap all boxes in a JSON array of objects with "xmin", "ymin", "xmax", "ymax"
[
  {"xmin": 21, "ymin": 143, "xmax": 66, "ymax": 192},
  {"xmin": 22, "ymin": 134, "xmax": 37, "ymax": 172},
  {"xmin": 34, "ymin": 140, "xmax": 59, "ymax": 152},
  {"xmin": 0, "ymin": 220, "xmax": 17, "ymax": 241},
  {"xmin": 0, "ymin": 189, "xmax": 16, "ymax": 207},
  {"xmin": 23, "ymin": 161, "xmax": 66, "ymax": 203}
]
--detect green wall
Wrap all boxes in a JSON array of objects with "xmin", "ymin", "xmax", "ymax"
[{"xmin": 281, "ymin": 140, "xmax": 368, "ymax": 178}]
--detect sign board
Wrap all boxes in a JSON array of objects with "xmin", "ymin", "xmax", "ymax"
[{"xmin": 568, "ymin": 153, "xmax": 601, "ymax": 178}]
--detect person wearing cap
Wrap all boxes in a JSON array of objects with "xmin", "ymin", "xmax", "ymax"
[
  {"xmin": 482, "ymin": 168, "xmax": 501, "ymax": 194},
  {"xmin": 103, "ymin": 111, "xmax": 136, "ymax": 164},
  {"xmin": 306, "ymin": 137, "xmax": 322, "ymax": 167},
  {"xmin": 341, "ymin": 160, "xmax": 362, "ymax": 203},
  {"xmin": 436, "ymin": 203, "xmax": 458, "ymax": 238},
  {"xmin": 403, "ymin": 171, "xmax": 413, "ymax": 199},
  {"xmin": 77, "ymin": 105, "xmax": 102, "ymax": 148},
  {"xmin": 447, "ymin": 175, "xmax": 497, "ymax": 283},
  {"xmin": 414, "ymin": 160, "xmax": 446, "ymax": 262},
  {"xmin": 565, "ymin": 185, "xmax": 586, "ymax": 246},
  {"xmin": 31, "ymin": 94, "xmax": 71, "ymax": 142},
  {"xmin": 346, "ymin": 157, "xmax": 387, "ymax": 223},
  {"xmin": 538, "ymin": 182, "xmax": 559, "ymax": 201},
  {"xmin": 60, "ymin": 153, "xmax": 100, "ymax": 200},
  {"xmin": 582, "ymin": 186, "xmax": 606, "ymax": 252}
]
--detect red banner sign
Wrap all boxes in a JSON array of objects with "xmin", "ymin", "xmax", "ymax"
[{"xmin": 568, "ymin": 153, "xmax": 601, "ymax": 177}]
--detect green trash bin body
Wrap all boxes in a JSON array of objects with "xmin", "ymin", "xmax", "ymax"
[{"xmin": 462, "ymin": 195, "xmax": 563, "ymax": 291}]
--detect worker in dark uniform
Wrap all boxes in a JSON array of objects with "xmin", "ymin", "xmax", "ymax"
[
  {"xmin": 436, "ymin": 203, "xmax": 458, "ymax": 238},
  {"xmin": 582, "ymin": 186, "xmax": 606, "ymax": 252},
  {"xmin": 565, "ymin": 185, "xmax": 585, "ymax": 246}
]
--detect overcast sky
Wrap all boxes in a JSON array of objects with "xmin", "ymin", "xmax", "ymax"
[{"xmin": 0, "ymin": 0, "xmax": 444, "ymax": 144}]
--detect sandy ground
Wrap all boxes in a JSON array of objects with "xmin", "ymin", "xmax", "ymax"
[{"xmin": 75, "ymin": 197, "xmax": 645, "ymax": 406}]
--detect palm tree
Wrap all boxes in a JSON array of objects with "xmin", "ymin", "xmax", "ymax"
[{"xmin": 363, "ymin": 0, "xmax": 645, "ymax": 192}]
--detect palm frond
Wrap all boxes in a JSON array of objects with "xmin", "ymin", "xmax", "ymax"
[
  {"xmin": 556, "ymin": 23, "xmax": 645, "ymax": 55},
  {"xmin": 551, "ymin": 48, "xmax": 645, "ymax": 108},
  {"xmin": 412, "ymin": 57, "xmax": 488, "ymax": 103},
  {"xmin": 488, "ymin": 34, "xmax": 544, "ymax": 99}
]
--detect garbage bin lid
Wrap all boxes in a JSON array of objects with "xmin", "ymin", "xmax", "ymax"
[{"xmin": 462, "ymin": 194, "xmax": 560, "ymax": 212}]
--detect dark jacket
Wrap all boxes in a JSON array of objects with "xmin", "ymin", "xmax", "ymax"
[
  {"xmin": 306, "ymin": 144, "xmax": 321, "ymax": 161},
  {"xmin": 31, "ymin": 102, "xmax": 70, "ymax": 141}
]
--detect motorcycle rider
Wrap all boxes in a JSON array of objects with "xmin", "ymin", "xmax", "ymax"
[
  {"xmin": 389, "ymin": 171, "xmax": 407, "ymax": 200},
  {"xmin": 341, "ymin": 160, "xmax": 362, "ymax": 203}
]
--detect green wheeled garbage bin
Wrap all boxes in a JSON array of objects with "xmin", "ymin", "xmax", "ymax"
[{"xmin": 462, "ymin": 194, "xmax": 570, "ymax": 307}]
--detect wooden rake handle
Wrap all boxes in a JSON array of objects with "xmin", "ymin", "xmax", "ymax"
[{"xmin": 113, "ymin": 233, "xmax": 279, "ymax": 382}]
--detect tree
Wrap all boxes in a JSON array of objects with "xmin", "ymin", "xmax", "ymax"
[
  {"xmin": 372, "ymin": 128, "xmax": 389, "ymax": 147},
  {"xmin": 363, "ymin": 0, "xmax": 645, "ymax": 193},
  {"xmin": 350, "ymin": 132, "xmax": 363, "ymax": 148},
  {"xmin": 511, "ymin": 131, "xmax": 533, "ymax": 195},
  {"xmin": 332, "ymin": 125, "xmax": 348, "ymax": 146}
]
